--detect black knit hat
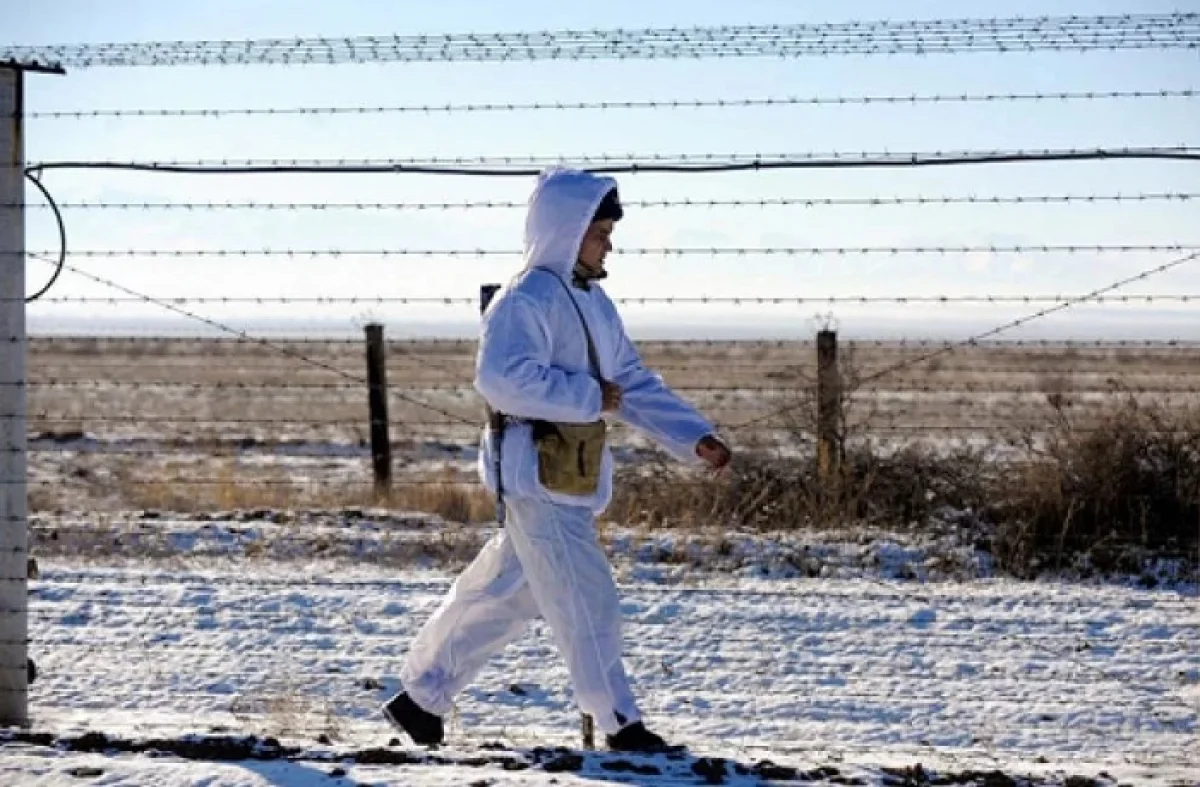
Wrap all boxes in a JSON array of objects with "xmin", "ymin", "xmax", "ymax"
[{"xmin": 592, "ymin": 187, "xmax": 624, "ymax": 222}]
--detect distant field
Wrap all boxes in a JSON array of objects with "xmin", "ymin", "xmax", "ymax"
[{"xmin": 23, "ymin": 336, "xmax": 1200, "ymax": 513}]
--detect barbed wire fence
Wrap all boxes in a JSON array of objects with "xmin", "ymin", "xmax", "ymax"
[{"xmin": 1, "ymin": 11, "xmax": 1198, "ymax": 770}]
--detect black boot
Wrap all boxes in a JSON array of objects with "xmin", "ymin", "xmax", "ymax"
[
  {"xmin": 606, "ymin": 721, "xmax": 672, "ymax": 753},
  {"xmin": 381, "ymin": 692, "xmax": 444, "ymax": 746}
]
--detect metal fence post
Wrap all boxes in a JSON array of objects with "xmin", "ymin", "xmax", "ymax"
[
  {"xmin": 0, "ymin": 64, "xmax": 29, "ymax": 727},
  {"xmin": 364, "ymin": 323, "xmax": 391, "ymax": 499}
]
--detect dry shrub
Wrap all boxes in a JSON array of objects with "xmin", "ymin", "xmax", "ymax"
[
  {"xmin": 609, "ymin": 341, "xmax": 992, "ymax": 531},
  {"xmin": 386, "ymin": 482, "xmax": 494, "ymax": 524},
  {"xmin": 990, "ymin": 395, "xmax": 1200, "ymax": 576},
  {"xmin": 612, "ymin": 367, "xmax": 1198, "ymax": 580},
  {"xmin": 609, "ymin": 442, "xmax": 990, "ymax": 532}
]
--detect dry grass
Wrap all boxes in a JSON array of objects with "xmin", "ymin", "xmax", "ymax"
[
  {"xmin": 123, "ymin": 462, "xmax": 372, "ymax": 512},
  {"xmin": 379, "ymin": 481, "xmax": 495, "ymax": 524},
  {"xmin": 121, "ymin": 461, "xmax": 495, "ymax": 523},
  {"xmin": 230, "ymin": 681, "xmax": 344, "ymax": 741},
  {"xmin": 989, "ymin": 395, "xmax": 1200, "ymax": 576}
]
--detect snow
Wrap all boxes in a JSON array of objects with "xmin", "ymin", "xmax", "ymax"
[{"xmin": 3, "ymin": 519, "xmax": 1198, "ymax": 786}]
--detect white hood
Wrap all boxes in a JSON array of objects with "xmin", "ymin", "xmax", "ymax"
[{"xmin": 522, "ymin": 167, "xmax": 618, "ymax": 278}]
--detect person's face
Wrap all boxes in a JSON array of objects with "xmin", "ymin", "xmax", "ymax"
[{"xmin": 578, "ymin": 218, "xmax": 615, "ymax": 272}]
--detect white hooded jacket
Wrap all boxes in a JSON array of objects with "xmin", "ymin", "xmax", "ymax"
[{"xmin": 474, "ymin": 168, "xmax": 716, "ymax": 513}]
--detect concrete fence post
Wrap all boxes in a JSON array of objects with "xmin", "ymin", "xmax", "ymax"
[{"xmin": 0, "ymin": 64, "xmax": 29, "ymax": 727}]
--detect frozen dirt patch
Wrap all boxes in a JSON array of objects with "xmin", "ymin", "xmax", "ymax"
[{"xmin": 2, "ymin": 730, "xmax": 1176, "ymax": 786}]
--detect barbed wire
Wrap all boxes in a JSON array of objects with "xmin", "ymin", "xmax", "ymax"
[
  {"xmin": 25, "ymin": 89, "xmax": 1198, "ymax": 120},
  {"xmin": 18, "ymin": 625, "xmax": 1150, "ymax": 669},
  {"xmin": 17, "ymin": 403, "xmax": 1184, "ymax": 425},
  {"xmin": 31, "ymin": 359, "xmax": 1194, "ymax": 373},
  {"xmin": 23, "ymin": 663, "xmax": 1184, "ymax": 705},
  {"xmin": 20, "ymin": 580, "xmax": 1184, "ymax": 620},
  {"xmin": 9, "ymin": 411, "xmax": 1171, "ymax": 434},
  {"xmin": 858, "ymin": 254, "xmax": 1200, "ymax": 386},
  {"xmin": 0, "ymin": 664, "xmax": 1133, "ymax": 704},
  {"xmin": 12, "ymin": 565, "xmax": 1197, "ymax": 611},
  {"xmin": 6, "ymin": 421, "xmax": 1153, "ymax": 482},
  {"xmin": 28, "ymin": 365, "xmax": 1175, "ymax": 382},
  {"xmin": 7, "ymin": 14, "xmax": 1197, "ymax": 68},
  {"xmin": 24, "ymin": 244, "xmax": 1200, "ymax": 259},
  {"xmin": 13, "ymin": 294, "xmax": 1200, "ymax": 305},
  {"xmin": 7, "ymin": 566, "xmax": 1190, "ymax": 609},
  {"xmin": 25, "ymin": 147, "xmax": 1200, "ymax": 178},
  {"xmin": 15, "ymin": 361, "xmax": 1200, "ymax": 380},
  {"xmin": 14, "ymin": 636, "xmax": 1170, "ymax": 675},
  {"xmin": 730, "ymin": 250, "xmax": 1200, "ymax": 429},
  {"xmin": 18, "ymin": 335, "xmax": 1200, "ymax": 350},
  {"xmin": 19, "ymin": 256, "xmax": 475, "ymax": 426},
  {"xmin": 9, "ymin": 417, "xmax": 1128, "ymax": 436},
  {"xmin": 18, "ymin": 594, "xmax": 1180, "ymax": 637},
  {"xmin": 0, "ymin": 662, "xmax": 1161, "ymax": 705},
  {"xmin": 20, "ymin": 413, "xmax": 468, "ymax": 428},
  {"xmin": 16, "ymin": 634, "xmax": 1176, "ymax": 680},
  {"xmin": 14, "ymin": 192, "xmax": 1197, "ymax": 212},
  {"xmin": 17, "ymin": 379, "xmax": 1200, "ymax": 395},
  {"xmin": 11, "ymin": 428, "xmax": 1185, "ymax": 455}
]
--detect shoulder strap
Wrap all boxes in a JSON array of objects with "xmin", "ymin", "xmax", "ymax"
[{"xmin": 546, "ymin": 271, "xmax": 603, "ymax": 381}]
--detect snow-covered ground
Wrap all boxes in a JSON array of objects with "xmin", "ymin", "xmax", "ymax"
[{"xmin": 3, "ymin": 521, "xmax": 1197, "ymax": 786}]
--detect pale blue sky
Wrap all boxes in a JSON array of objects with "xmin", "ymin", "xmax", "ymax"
[{"xmin": 5, "ymin": 0, "xmax": 1200, "ymax": 338}]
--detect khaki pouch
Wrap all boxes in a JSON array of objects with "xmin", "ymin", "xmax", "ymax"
[{"xmin": 532, "ymin": 420, "xmax": 607, "ymax": 495}]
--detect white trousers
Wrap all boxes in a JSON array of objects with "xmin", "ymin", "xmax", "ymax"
[{"xmin": 399, "ymin": 496, "xmax": 641, "ymax": 735}]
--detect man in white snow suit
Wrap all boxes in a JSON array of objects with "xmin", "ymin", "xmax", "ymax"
[{"xmin": 383, "ymin": 167, "xmax": 732, "ymax": 752}]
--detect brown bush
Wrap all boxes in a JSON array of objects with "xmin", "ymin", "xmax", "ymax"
[
  {"xmin": 609, "ymin": 340, "xmax": 993, "ymax": 533},
  {"xmin": 609, "ymin": 385, "xmax": 1198, "ymax": 579},
  {"xmin": 608, "ymin": 442, "xmax": 991, "ymax": 532},
  {"xmin": 989, "ymin": 395, "xmax": 1200, "ymax": 576}
]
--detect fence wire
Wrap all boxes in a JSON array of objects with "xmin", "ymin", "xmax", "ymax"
[{"xmin": 7, "ymin": 14, "xmax": 1198, "ymax": 67}]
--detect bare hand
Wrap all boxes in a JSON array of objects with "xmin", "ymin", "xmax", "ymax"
[
  {"xmin": 696, "ymin": 435, "xmax": 732, "ymax": 474},
  {"xmin": 601, "ymin": 381, "xmax": 623, "ymax": 412}
]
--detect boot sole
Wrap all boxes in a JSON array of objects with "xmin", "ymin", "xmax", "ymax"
[{"xmin": 381, "ymin": 702, "xmax": 444, "ymax": 746}]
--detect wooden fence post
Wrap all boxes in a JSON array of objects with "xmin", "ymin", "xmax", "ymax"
[
  {"xmin": 364, "ymin": 323, "xmax": 391, "ymax": 499},
  {"xmin": 480, "ymin": 283, "xmax": 501, "ymax": 315},
  {"xmin": 816, "ymin": 329, "xmax": 841, "ymax": 486}
]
